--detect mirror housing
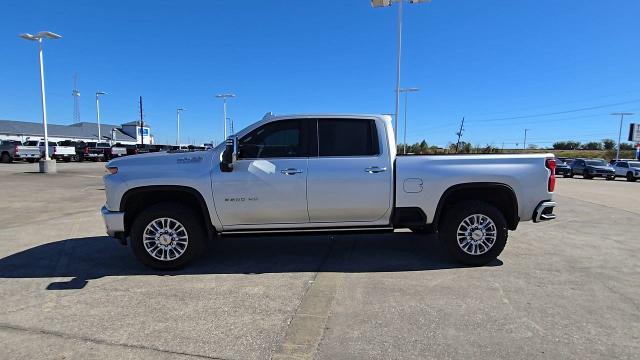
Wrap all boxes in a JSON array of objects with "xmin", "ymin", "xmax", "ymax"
[{"xmin": 220, "ymin": 136, "xmax": 236, "ymax": 172}]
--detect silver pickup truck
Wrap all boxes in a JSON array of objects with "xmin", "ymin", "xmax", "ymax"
[{"xmin": 102, "ymin": 114, "xmax": 557, "ymax": 269}]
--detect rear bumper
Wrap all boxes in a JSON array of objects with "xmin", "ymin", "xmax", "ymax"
[
  {"xmin": 533, "ymin": 201, "xmax": 557, "ymax": 223},
  {"xmin": 101, "ymin": 205, "xmax": 125, "ymax": 238}
]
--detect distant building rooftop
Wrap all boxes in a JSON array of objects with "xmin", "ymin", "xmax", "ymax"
[{"xmin": 0, "ymin": 119, "xmax": 138, "ymax": 142}]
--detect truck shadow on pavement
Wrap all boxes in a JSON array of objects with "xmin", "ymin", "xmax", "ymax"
[{"xmin": 0, "ymin": 233, "xmax": 501, "ymax": 290}]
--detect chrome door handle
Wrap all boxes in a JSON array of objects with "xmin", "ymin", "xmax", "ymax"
[
  {"xmin": 365, "ymin": 166, "xmax": 387, "ymax": 173},
  {"xmin": 281, "ymin": 168, "xmax": 304, "ymax": 175}
]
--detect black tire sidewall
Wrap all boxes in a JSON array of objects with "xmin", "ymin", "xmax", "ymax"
[
  {"xmin": 130, "ymin": 203, "xmax": 205, "ymax": 270},
  {"xmin": 441, "ymin": 201, "xmax": 508, "ymax": 266}
]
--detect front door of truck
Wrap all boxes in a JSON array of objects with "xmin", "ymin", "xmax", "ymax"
[{"xmin": 212, "ymin": 119, "xmax": 310, "ymax": 226}]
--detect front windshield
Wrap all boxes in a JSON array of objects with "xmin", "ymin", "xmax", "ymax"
[
  {"xmin": 586, "ymin": 159, "xmax": 606, "ymax": 166},
  {"xmin": 629, "ymin": 161, "xmax": 640, "ymax": 168}
]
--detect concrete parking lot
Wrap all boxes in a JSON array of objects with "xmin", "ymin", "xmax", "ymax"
[{"xmin": 0, "ymin": 161, "xmax": 638, "ymax": 360}]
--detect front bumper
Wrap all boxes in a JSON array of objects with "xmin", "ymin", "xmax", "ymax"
[
  {"xmin": 101, "ymin": 205, "xmax": 125, "ymax": 238},
  {"xmin": 533, "ymin": 201, "xmax": 557, "ymax": 223}
]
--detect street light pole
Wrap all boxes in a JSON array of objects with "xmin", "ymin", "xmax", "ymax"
[
  {"xmin": 20, "ymin": 31, "xmax": 62, "ymax": 172},
  {"xmin": 176, "ymin": 108, "xmax": 186, "ymax": 145},
  {"xmin": 371, "ymin": 0, "xmax": 430, "ymax": 138},
  {"xmin": 399, "ymin": 87, "xmax": 419, "ymax": 154},
  {"xmin": 611, "ymin": 112, "xmax": 634, "ymax": 160},
  {"xmin": 95, "ymin": 91, "xmax": 107, "ymax": 140},
  {"xmin": 524, "ymin": 129, "xmax": 530, "ymax": 150},
  {"xmin": 216, "ymin": 94, "xmax": 236, "ymax": 140}
]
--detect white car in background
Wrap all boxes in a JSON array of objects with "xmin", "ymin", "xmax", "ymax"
[{"xmin": 612, "ymin": 160, "xmax": 640, "ymax": 182}]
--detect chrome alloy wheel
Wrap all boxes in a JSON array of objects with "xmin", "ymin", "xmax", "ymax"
[
  {"xmin": 143, "ymin": 217, "xmax": 189, "ymax": 261},
  {"xmin": 456, "ymin": 214, "xmax": 497, "ymax": 255}
]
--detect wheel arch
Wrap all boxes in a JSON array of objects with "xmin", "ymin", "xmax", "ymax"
[
  {"xmin": 120, "ymin": 185, "xmax": 216, "ymax": 239},
  {"xmin": 433, "ymin": 182, "xmax": 519, "ymax": 231}
]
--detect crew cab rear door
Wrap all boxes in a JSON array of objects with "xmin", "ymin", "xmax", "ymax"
[
  {"xmin": 212, "ymin": 118, "xmax": 310, "ymax": 226},
  {"xmin": 306, "ymin": 118, "xmax": 392, "ymax": 223}
]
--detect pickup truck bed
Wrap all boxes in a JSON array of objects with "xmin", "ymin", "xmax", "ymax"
[{"xmin": 102, "ymin": 114, "xmax": 556, "ymax": 270}]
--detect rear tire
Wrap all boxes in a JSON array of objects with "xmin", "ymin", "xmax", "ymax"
[
  {"xmin": 130, "ymin": 203, "xmax": 206, "ymax": 270},
  {"xmin": 440, "ymin": 201, "xmax": 508, "ymax": 266},
  {"xmin": 628, "ymin": 172, "xmax": 638, "ymax": 182},
  {"xmin": 564, "ymin": 170, "xmax": 573, "ymax": 178},
  {"xmin": 583, "ymin": 170, "xmax": 592, "ymax": 179}
]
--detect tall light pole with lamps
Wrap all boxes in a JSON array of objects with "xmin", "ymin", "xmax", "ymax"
[
  {"xmin": 371, "ymin": 0, "xmax": 430, "ymax": 138},
  {"xmin": 95, "ymin": 91, "xmax": 107, "ymax": 140},
  {"xmin": 399, "ymin": 87, "xmax": 419, "ymax": 154},
  {"xmin": 176, "ymin": 108, "xmax": 186, "ymax": 145},
  {"xmin": 610, "ymin": 112, "xmax": 634, "ymax": 160},
  {"xmin": 216, "ymin": 93, "xmax": 236, "ymax": 140},
  {"xmin": 19, "ymin": 31, "xmax": 62, "ymax": 173}
]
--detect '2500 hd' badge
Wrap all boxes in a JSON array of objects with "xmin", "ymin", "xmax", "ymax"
[{"xmin": 225, "ymin": 197, "xmax": 258, "ymax": 202}]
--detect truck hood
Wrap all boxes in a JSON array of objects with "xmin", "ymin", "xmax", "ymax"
[{"xmin": 108, "ymin": 150, "xmax": 214, "ymax": 170}]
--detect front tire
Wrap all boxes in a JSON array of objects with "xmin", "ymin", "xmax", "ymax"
[
  {"xmin": 130, "ymin": 203, "xmax": 206, "ymax": 270},
  {"xmin": 440, "ymin": 201, "xmax": 508, "ymax": 266}
]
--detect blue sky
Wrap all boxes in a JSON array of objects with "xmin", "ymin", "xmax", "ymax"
[{"xmin": 1, "ymin": 0, "xmax": 638, "ymax": 147}]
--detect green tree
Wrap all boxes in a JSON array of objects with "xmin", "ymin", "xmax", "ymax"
[{"xmin": 602, "ymin": 139, "xmax": 616, "ymax": 150}]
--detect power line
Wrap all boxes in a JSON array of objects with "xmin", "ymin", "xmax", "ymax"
[{"xmin": 471, "ymin": 99, "xmax": 640, "ymax": 123}]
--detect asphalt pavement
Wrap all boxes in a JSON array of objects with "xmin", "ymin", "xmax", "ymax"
[{"xmin": 0, "ymin": 161, "xmax": 638, "ymax": 359}]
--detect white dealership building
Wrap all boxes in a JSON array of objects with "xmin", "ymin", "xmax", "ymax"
[{"xmin": 0, "ymin": 119, "xmax": 153, "ymax": 145}]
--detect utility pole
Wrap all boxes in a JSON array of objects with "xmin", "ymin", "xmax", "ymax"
[
  {"xmin": 455, "ymin": 116, "xmax": 465, "ymax": 153},
  {"xmin": 176, "ymin": 108, "xmax": 186, "ymax": 145},
  {"xmin": 95, "ymin": 91, "xmax": 107, "ymax": 140},
  {"xmin": 610, "ymin": 112, "xmax": 634, "ymax": 160},
  {"xmin": 216, "ymin": 93, "xmax": 236, "ymax": 140},
  {"xmin": 139, "ymin": 96, "xmax": 144, "ymax": 146},
  {"xmin": 371, "ymin": 0, "xmax": 430, "ymax": 138},
  {"xmin": 72, "ymin": 73, "xmax": 81, "ymax": 122},
  {"xmin": 523, "ymin": 129, "xmax": 530, "ymax": 150},
  {"xmin": 399, "ymin": 87, "xmax": 419, "ymax": 154}
]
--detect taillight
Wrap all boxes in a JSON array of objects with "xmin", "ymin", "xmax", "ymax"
[
  {"xmin": 545, "ymin": 158, "xmax": 556, "ymax": 192},
  {"xmin": 53, "ymin": 146, "xmax": 57, "ymax": 153},
  {"xmin": 105, "ymin": 166, "xmax": 118, "ymax": 175},
  {"xmin": 84, "ymin": 147, "xmax": 89, "ymax": 154},
  {"xmin": 13, "ymin": 145, "xmax": 18, "ymax": 155}
]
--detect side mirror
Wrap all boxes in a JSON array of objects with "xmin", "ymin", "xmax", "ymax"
[{"xmin": 220, "ymin": 136, "xmax": 237, "ymax": 172}]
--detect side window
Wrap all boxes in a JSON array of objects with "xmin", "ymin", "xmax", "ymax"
[
  {"xmin": 621, "ymin": 162, "xmax": 629, "ymax": 168},
  {"xmin": 238, "ymin": 119, "xmax": 305, "ymax": 159},
  {"xmin": 317, "ymin": 118, "xmax": 379, "ymax": 157}
]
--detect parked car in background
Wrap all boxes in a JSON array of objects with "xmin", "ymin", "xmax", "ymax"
[
  {"xmin": 611, "ymin": 160, "xmax": 640, "ymax": 182},
  {"xmin": 0, "ymin": 140, "xmax": 41, "ymax": 163},
  {"xmin": 23, "ymin": 140, "xmax": 75, "ymax": 162},
  {"xmin": 569, "ymin": 158, "xmax": 615, "ymax": 180},
  {"xmin": 109, "ymin": 144, "xmax": 128, "ymax": 159},
  {"xmin": 554, "ymin": 158, "xmax": 572, "ymax": 177},
  {"xmin": 76, "ymin": 142, "xmax": 111, "ymax": 162}
]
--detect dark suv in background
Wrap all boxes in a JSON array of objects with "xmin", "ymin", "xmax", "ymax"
[{"xmin": 569, "ymin": 158, "xmax": 615, "ymax": 180}]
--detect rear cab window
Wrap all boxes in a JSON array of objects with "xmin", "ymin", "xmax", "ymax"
[{"xmin": 316, "ymin": 118, "xmax": 380, "ymax": 157}]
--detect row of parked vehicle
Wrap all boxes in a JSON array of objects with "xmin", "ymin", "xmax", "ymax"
[
  {"xmin": 0, "ymin": 139, "xmax": 207, "ymax": 163},
  {"xmin": 554, "ymin": 157, "xmax": 640, "ymax": 182}
]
